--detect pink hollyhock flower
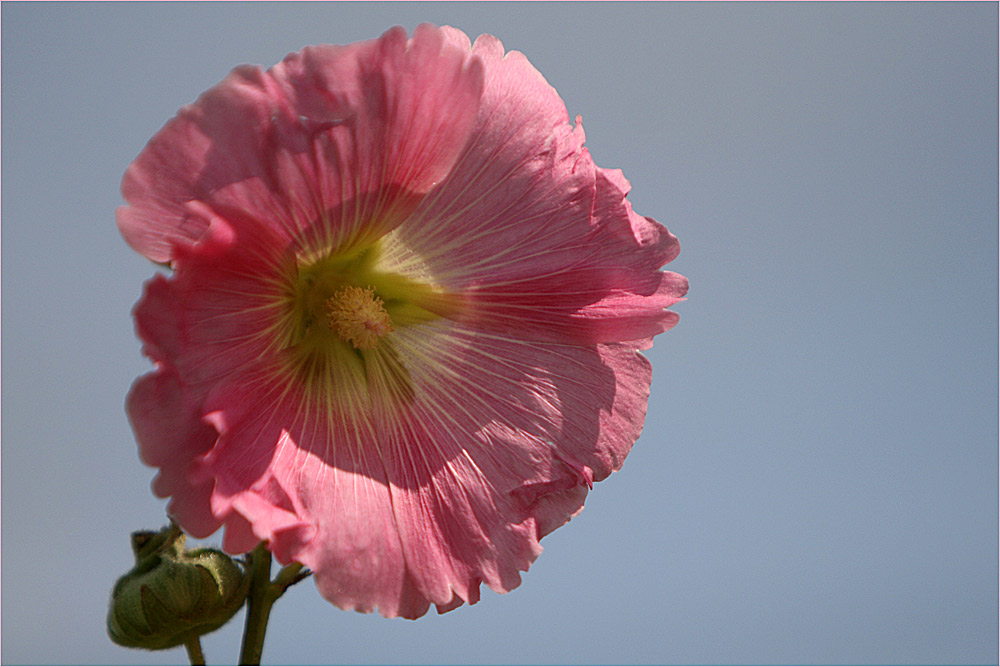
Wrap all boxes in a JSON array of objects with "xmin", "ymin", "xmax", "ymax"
[{"xmin": 119, "ymin": 24, "xmax": 687, "ymax": 619}]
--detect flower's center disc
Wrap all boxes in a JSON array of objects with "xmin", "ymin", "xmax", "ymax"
[
  {"xmin": 273, "ymin": 240, "xmax": 461, "ymax": 411},
  {"xmin": 326, "ymin": 286, "xmax": 393, "ymax": 350}
]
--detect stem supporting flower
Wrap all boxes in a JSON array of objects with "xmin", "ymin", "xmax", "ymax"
[{"xmin": 238, "ymin": 543, "xmax": 311, "ymax": 665}]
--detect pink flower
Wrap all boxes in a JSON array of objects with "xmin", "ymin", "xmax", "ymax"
[{"xmin": 120, "ymin": 24, "xmax": 687, "ymax": 619}]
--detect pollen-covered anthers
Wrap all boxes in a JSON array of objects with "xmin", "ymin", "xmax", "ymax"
[{"xmin": 325, "ymin": 285, "xmax": 394, "ymax": 350}]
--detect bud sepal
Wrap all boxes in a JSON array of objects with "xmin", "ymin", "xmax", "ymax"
[{"xmin": 108, "ymin": 523, "xmax": 250, "ymax": 651}]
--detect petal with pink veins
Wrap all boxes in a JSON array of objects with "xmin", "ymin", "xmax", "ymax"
[
  {"xmin": 120, "ymin": 24, "xmax": 686, "ymax": 620},
  {"xmin": 118, "ymin": 25, "xmax": 483, "ymax": 263}
]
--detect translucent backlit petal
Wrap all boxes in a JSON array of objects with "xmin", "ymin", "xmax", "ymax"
[
  {"xmin": 387, "ymin": 45, "xmax": 687, "ymax": 345},
  {"xmin": 121, "ymin": 24, "xmax": 686, "ymax": 620},
  {"xmin": 118, "ymin": 25, "xmax": 483, "ymax": 263}
]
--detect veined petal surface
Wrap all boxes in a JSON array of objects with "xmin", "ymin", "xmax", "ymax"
[
  {"xmin": 122, "ymin": 24, "xmax": 686, "ymax": 619},
  {"xmin": 118, "ymin": 25, "xmax": 483, "ymax": 263}
]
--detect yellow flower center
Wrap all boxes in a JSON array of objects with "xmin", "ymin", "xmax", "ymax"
[
  {"xmin": 325, "ymin": 286, "xmax": 393, "ymax": 350},
  {"xmin": 270, "ymin": 238, "xmax": 463, "ymax": 412}
]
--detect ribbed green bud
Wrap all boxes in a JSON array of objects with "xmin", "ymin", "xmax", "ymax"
[{"xmin": 107, "ymin": 523, "xmax": 250, "ymax": 650}]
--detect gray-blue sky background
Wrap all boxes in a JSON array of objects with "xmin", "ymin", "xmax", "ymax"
[{"xmin": 2, "ymin": 2, "xmax": 997, "ymax": 664}]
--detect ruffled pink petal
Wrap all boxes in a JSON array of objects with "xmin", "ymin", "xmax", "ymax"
[
  {"xmin": 388, "ymin": 32, "xmax": 685, "ymax": 345},
  {"xmin": 190, "ymin": 365, "xmax": 433, "ymax": 618},
  {"xmin": 126, "ymin": 368, "xmax": 221, "ymax": 538},
  {"xmin": 457, "ymin": 169, "xmax": 688, "ymax": 344},
  {"xmin": 360, "ymin": 328, "xmax": 654, "ymax": 612},
  {"xmin": 151, "ymin": 213, "xmax": 288, "ymax": 391},
  {"xmin": 118, "ymin": 24, "xmax": 483, "ymax": 263},
  {"xmin": 166, "ymin": 317, "xmax": 653, "ymax": 617},
  {"xmin": 127, "ymin": 206, "xmax": 292, "ymax": 536}
]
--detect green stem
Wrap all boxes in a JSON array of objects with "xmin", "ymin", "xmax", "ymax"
[
  {"xmin": 184, "ymin": 636, "xmax": 206, "ymax": 666},
  {"xmin": 238, "ymin": 543, "xmax": 313, "ymax": 665},
  {"xmin": 273, "ymin": 562, "xmax": 308, "ymax": 589},
  {"xmin": 239, "ymin": 544, "xmax": 274, "ymax": 665}
]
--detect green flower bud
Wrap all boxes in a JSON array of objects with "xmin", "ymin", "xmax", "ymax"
[{"xmin": 107, "ymin": 523, "xmax": 250, "ymax": 650}]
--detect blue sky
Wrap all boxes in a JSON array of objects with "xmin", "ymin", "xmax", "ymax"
[{"xmin": 2, "ymin": 3, "xmax": 997, "ymax": 664}]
